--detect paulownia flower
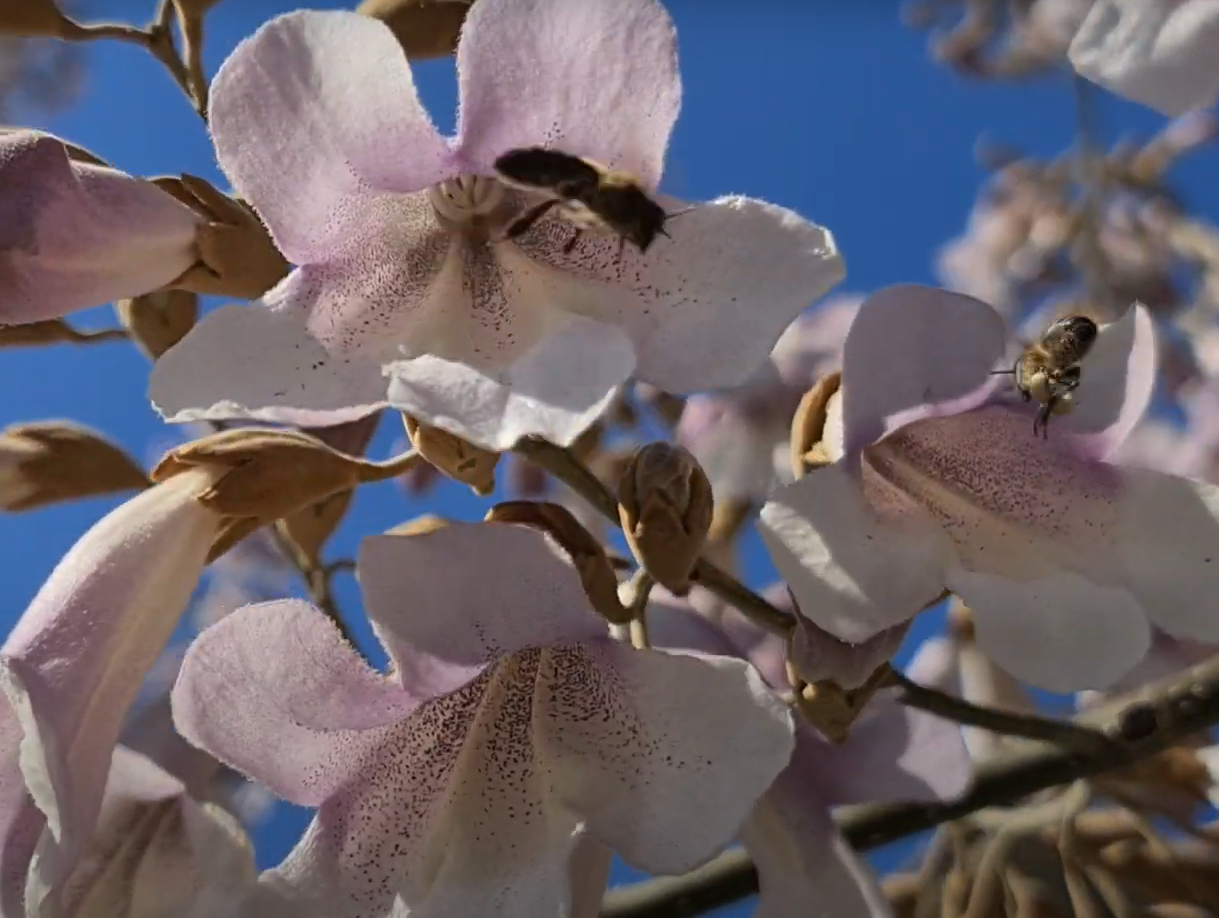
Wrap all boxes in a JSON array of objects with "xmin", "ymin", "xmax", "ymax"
[
  {"xmin": 171, "ymin": 522, "xmax": 794, "ymax": 918},
  {"xmin": 1069, "ymin": 0, "xmax": 1219, "ymax": 116},
  {"xmin": 757, "ymin": 283, "xmax": 1219, "ymax": 694},
  {"xmin": 0, "ymin": 130, "xmax": 201, "ymax": 324},
  {"xmin": 647, "ymin": 594, "xmax": 972, "ymax": 918},
  {"xmin": 149, "ymin": 0, "xmax": 844, "ymax": 451},
  {"xmin": 0, "ymin": 470, "xmax": 225, "ymax": 914}
]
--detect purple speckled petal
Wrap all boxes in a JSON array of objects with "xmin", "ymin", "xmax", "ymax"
[
  {"xmin": 789, "ymin": 618, "xmax": 908, "ymax": 690},
  {"xmin": 172, "ymin": 601, "xmax": 418, "ymax": 806},
  {"xmin": 951, "ymin": 568, "xmax": 1150, "ymax": 692},
  {"xmin": 357, "ymin": 523, "xmax": 608, "ymax": 697},
  {"xmin": 386, "ymin": 313, "xmax": 635, "ymax": 451},
  {"xmin": 0, "ymin": 473, "xmax": 220, "ymax": 884},
  {"xmin": 538, "ymin": 643, "xmax": 793, "ymax": 875},
  {"xmin": 513, "ymin": 196, "xmax": 844, "ymax": 393},
  {"xmin": 454, "ymin": 0, "xmax": 679, "ymax": 186},
  {"xmin": 209, "ymin": 11, "xmax": 453, "ymax": 264},
  {"xmin": 840, "ymin": 285, "xmax": 1008, "ymax": 457},
  {"xmin": 742, "ymin": 756, "xmax": 890, "ymax": 918},
  {"xmin": 1069, "ymin": 0, "xmax": 1219, "ymax": 116},
  {"xmin": 809, "ymin": 691, "xmax": 972, "ymax": 805},
  {"xmin": 0, "ymin": 132, "xmax": 199, "ymax": 323},
  {"xmin": 1056, "ymin": 303, "xmax": 1157, "ymax": 459},
  {"xmin": 258, "ymin": 653, "xmax": 587, "ymax": 918},
  {"xmin": 759, "ymin": 463, "xmax": 954, "ymax": 644},
  {"xmin": 0, "ymin": 698, "xmax": 43, "ymax": 918}
]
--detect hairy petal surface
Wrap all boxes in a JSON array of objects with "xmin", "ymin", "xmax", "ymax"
[
  {"xmin": 0, "ymin": 132, "xmax": 199, "ymax": 323},
  {"xmin": 0, "ymin": 698, "xmax": 43, "ymax": 918},
  {"xmin": 0, "ymin": 472, "xmax": 221, "ymax": 892},
  {"xmin": 840, "ymin": 285, "xmax": 1007, "ymax": 458},
  {"xmin": 515, "ymin": 196, "xmax": 844, "ymax": 393},
  {"xmin": 1069, "ymin": 0, "xmax": 1219, "ymax": 116},
  {"xmin": 455, "ymin": 0, "xmax": 680, "ymax": 186},
  {"xmin": 209, "ymin": 10, "xmax": 453, "ymax": 263}
]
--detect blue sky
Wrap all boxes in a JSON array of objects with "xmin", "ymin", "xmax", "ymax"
[{"xmin": 4, "ymin": 0, "xmax": 1218, "ymax": 912}]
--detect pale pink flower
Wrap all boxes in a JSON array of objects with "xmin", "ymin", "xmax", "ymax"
[
  {"xmin": 149, "ymin": 2, "xmax": 844, "ymax": 452},
  {"xmin": 171, "ymin": 522, "xmax": 793, "ymax": 918},
  {"xmin": 648, "ymin": 596, "xmax": 971, "ymax": 918},
  {"xmin": 677, "ymin": 298, "xmax": 862, "ymax": 501},
  {"xmin": 757, "ymin": 284, "xmax": 1219, "ymax": 694},
  {"xmin": 0, "ymin": 130, "xmax": 200, "ymax": 324},
  {"xmin": 1070, "ymin": 0, "xmax": 1219, "ymax": 115},
  {"xmin": 0, "ymin": 471, "xmax": 224, "ymax": 912}
]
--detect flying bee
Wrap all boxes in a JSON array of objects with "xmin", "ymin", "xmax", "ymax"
[
  {"xmin": 992, "ymin": 314, "xmax": 1099, "ymax": 439},
  {"xmin": 493, "ymin": 147, "xmax": 684, "ymax": 256}
]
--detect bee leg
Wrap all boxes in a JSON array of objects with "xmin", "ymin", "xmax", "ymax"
[
  {"xmin": 1034, "ymin": 400, "xmax": 1055, "ymax": 439},
  {"xmin": 504, "ymin": 197, "xmax": 560, "ymax": 240},
  {"xmin": 615, "ymin": 235, "xmax": 626, "ymax": 262},
  {"xmin": 562, "ymin": 228, "xmax": 583, "ymax": 255}
]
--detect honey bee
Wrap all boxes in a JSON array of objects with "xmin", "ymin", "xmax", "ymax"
[
  {"xmin": 992, "ymin": 314, "xmax": 1099, "ymax": 438},
  {"xmin": 493, "ymin": 147, "xmax": 680, "ymax": 255}
]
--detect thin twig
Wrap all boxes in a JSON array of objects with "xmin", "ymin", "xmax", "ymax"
[
  {"xmin": 890, "ymin": 667, "xmax": 1118, "ymax": 756},
  {"xmin": 625, "ymin": 570, "xmax": 654, "ymax": 650},
  {"xmin": 512, "ymin": 436, "xmax": 796, "ymax": 636},
  {"xmin": 599, "ymin": 653, "xmax": 1219, "ymax": 918}
]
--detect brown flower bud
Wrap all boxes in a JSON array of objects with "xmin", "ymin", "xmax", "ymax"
[
  {"xmin": 151, "ymin": 428, "xmax": 367, "ymax": 524},
  {"xmin": 358, "ymin": 0, "xmax": 473, "ymax": 60},
  {"xmin": 486, "ymin": 500, "xmax": 628, "ymax": 624},
  {"xmin": 115, "ymin": 290, "xmax": 198, "ymax": 360},
  {"xmin": 0, "ymin": 0, "xmax": 77, "ymax": 37},
  {"xmin": 404, "ymin": 414, "xmax": 498, "ymax": 495},
  {"xmin": 152, "ymin": 174, "xmax": 290, "ymax": 300},
  {"xmin": 617, "ymin": 443, "xmax": 713, "ymax": 595},
  {"xmin": 386, "ymin": 514, "xmax": 450, "ymax": 537},
  {"xmin": 0, "ymin": 421, "xmax": 149, "ymax": 511},
  {"xmin": 786, "ymin": 659, "xmax": 892, "ymax": 744},
  {"xmin": 790, "ymin": 370, "xmax": 841, "ymax": 479}
]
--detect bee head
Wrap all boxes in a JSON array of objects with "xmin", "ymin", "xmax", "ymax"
[{"xmin": 1059, "ymin": 315, "xmax": 1099, "ymax": 348}]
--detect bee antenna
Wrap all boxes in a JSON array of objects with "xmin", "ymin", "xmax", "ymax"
[{"xmin": 989, "ymin": 369, "xmax": 1017, "ymax": 376}]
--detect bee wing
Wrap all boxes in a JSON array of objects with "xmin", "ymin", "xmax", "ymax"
[{"xmin": 493, "ymin": 148, "xmax": 602, "ymax": 192}]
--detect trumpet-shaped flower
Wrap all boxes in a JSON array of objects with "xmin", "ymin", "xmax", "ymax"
[
  {"xmin": 0, "ymin": 131, "xmax": 201, "ymax": 324},
  {"xmin": 171, "ymin": 522, "xmax": 794, "ymax": 918},
  {"xmin": 148, "ymin": 0, "xmax": 844, "ymax": 451},
  {"xmin": 757, "ymin": 284, "xmax": 1219, "ymax": 694},
  {"xmin": 0, "ymin": 470, "xmax": 224, "ymax": 914},
  {"xmin": 1069, "ymin": 0, "xmax": 1219, "ymax": 116},
  {"xmin": 647, "ymin": 595, "xmax": 972, "ymax": 918}
]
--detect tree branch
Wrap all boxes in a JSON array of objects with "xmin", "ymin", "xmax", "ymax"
[{"xmin": 600, "ymin": 652, "xmax": 1219, "ymax": 918}]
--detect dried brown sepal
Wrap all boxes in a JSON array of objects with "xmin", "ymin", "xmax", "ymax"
[
  {"xmin": 790, "ymin": 370, "xmax": 841, "ymax": 479},
  {"xmin": 0, "ymin": 0, "xmax": 77, "ymax": 37},
  {"xmin": 787, "ymin": 659, "xmax": 893, "ymax": 743},
  {"xmin": 206, "ymin": 516, "xmax": 264, "ymax": 564},
  {"xmin": 485, "ymin": 500, "xmax": 629, "ymax": 624},
  {"xmin": 152, "ymin": 174, "xmax": 290, "ymax": 300},
  {"xmin": 1, "ymin": 320, "xmax": 88, "ymax": 348},
  {"xmin": 0, "ymin": 421, "xmax": 150, "ymax": 512},
  {"xmin": 385, "ymin": 514, "xmax": 450, "ymax": 537},
  {"xmin": 281, "ymin": 490, "xmax": 354, "ymax": 567},
  {"xmin": 616, "ymin": 443, "xmax": 713, "ymax": 596},
  {"xmin": 404, "ymin": 414, "xmax": 499, "ymax": 495},
  {"xmin": 357, "ymin": 0, "xmax": 473, "ymax": 60},
  {"xmin": 151, "ymin": 428, "xmax": 365, "ymax": 523},
  {"xmin": 115, "ymin": 289, "xmax": 198, "ymax": 360}
]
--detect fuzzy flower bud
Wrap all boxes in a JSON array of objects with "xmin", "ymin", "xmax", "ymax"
[
  {"xmin": 617, "ymin": 443, "xmax": 714, "ymax": 595},
  {"xmin": 357, "ymin": 0, "xmax": 473, "ymax": 59},
  {"xmin": 0, "ymin": 421, "xmax": 149, "ymax": 511},
  {"xmin": 789, "ymin": 370, "xmax": 842, "ymax": 478},
  {"xmin": 115, "ymin": 289, "xmax": 198, "ymax": 360}
]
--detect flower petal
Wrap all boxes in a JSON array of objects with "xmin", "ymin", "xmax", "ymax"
[
  {"xmin": 172, "ymin": 600, "xmax": 413, "ymax": 806},
  {"xmin": 789, "ymin": 619, "xmax": 908, "ymax": 690},
  {"xmin": 357, "ymin": 522, "xmax": 607, "ymax": 696},
  {"xmin": 209, "ymin": 10, "xmax": 452, "ymax": 264},
  {"xmin": 949, "ymin": 568, "xmax": 1150, "ymax": 692},
  {"xmin": 809, "ymin": 692, "xmax": 972, "ymax": 805},
  {"xmin": 1118, "ymin": 470, "xmax": 1219, "ymax": 642},
  {"xmin": 0, "ymin": 698, "xmax": 43, "ymax": 918},
  {"xmin": 760, "ymin": 463, "xmax": 954, "ymax": 644},
  {"xmin": 386, "ymin": 313, "xmax": 635, "ymax": 451},
  {"xmin": 258, "ymin": 653, "xmax": 587, "ymax": 918},
  {"xmin": 840, "ymin": 284, "xmax": 1008, "ymax": 457},
  {"xmin": 517, "ymin": 197, "xmax": 844, "ymax": 394},
  {"xmin": 539, "ymin": 644, "xmax": 793, "ymax": 875},
  {"xmin": 454, "ymin": 0, "xmax": 680, "ymax": 187},
  {"xmin": 0, "ymin": 472, "xmax": 220, "ymax": 878},
  {"xmin": 149, "ymin": 296, "xmax": 389, "ymax": 428},
  {"xmin": 0, "ymin": 131, "xmax": 199, "ymax": 323},
  {"xmin": 742, "ymin": 762, "xmax": 890, "ymax": 918},
  {"xmin": 1069, "ymin": 0, "xmax": 1219, "ymax": 116},
  {"xmin": 1057, "ymin": 303, "xmax": 1157, "ymax": 459}
]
